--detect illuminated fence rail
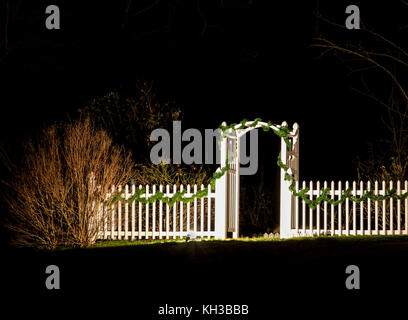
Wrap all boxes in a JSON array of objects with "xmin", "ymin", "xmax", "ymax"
[
  {"xmin": 97, "ymin": 184, "xmax": 217, "ymax": 240},
  {"xmin": 288, "ymin": 180, "xmax": 408, "ymax": 237}
]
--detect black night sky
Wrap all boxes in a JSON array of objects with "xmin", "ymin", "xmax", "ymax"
[{"xmin": 1, "ymin": 1, "xmax": 402, "ymax": 180}]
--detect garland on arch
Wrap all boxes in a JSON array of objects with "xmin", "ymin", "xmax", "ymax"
[{"xmin": 111, "ymin": 118, "xmax": 408, "ymax": 209}]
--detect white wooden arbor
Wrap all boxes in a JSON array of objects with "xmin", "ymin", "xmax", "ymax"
[{"xmin": 215, "ymin": 121, "xmax": 300, "ymax": 239}]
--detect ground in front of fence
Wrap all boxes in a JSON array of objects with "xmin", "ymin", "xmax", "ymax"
[{"xmin": 3, "ymin": 236, "xmax": 408, "ymax": 319}]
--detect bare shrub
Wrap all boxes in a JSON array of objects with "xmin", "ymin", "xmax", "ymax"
[{"xmin": 3, "ymin": 118, "xmax": 134, "ymax": 249}]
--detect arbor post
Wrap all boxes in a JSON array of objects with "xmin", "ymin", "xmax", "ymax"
[
  {"xmin": 280, "ymin": 122, "xmax": 299, "ymax": 239},
  {"xmin": 215, "ymin": 129, "xmax": 227, "ymax": 239}
]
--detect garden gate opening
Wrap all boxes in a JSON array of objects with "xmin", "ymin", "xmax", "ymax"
[{"xmin": 219, "ymin": 121, "xmax": 300, "ymax": 239}]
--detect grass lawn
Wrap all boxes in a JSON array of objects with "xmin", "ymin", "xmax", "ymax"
[
  {"xmin": 51, "ymin": 235, "xmax": 408, "ymax": 262},
  {"xmin": 76, "ymin": 235, "xmax": 408, "ymax": 261},
  {"xmin": 88, "ymin": 234, "xmax": 408, "ymax": 249}
]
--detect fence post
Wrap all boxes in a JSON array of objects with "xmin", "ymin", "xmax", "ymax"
[
  {"xmin": 234, "ymin": 132, "xmax": 240, "ymax": 239},
  {"xmin": 215, "ymin": 131, "xmax": 227, "ymax": 239},
  {"xmin": 280, "ymin": 122, "xmax": 299, "ymax": 239},
  {"xmin": 280, "ymin": 132, "xmax": 291, "ymax": 238}
]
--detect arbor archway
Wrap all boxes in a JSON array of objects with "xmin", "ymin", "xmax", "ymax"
[{"xmin": 219, "ymin": 120, "xmax": 300, "ymax": 238}]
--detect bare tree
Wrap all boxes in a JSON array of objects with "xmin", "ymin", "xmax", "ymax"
[
  {"xmin": 0, "ymin": 0, "xmax": 23, "ymax": 59},
  {"xmin": 312, "ymin": 3, "xmax": 408, "ymax": 181},
  {"xmin": 0, "ymin": 0, "xmax": 11, "ymax": 57},
  {"xmin": 78, "ymin": 81, "xmax": 182, "ymax": 163}
]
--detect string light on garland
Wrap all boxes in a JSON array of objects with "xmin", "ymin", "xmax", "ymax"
[{"xmin": 111, "ymin": 118, "xmax": 408, "ymax": 209}]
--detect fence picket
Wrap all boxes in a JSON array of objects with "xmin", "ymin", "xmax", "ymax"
[
  {"xmin": 309, "ymin": 181, "xmax": 313, "ymax": 235},
  {"xmin": 180, "ymin": 185, "xmax": 184, "ymax": 236},
  {"xmin": 201, "ymin": 184, "xmax": 204, "ymax": 235},
  {"xmin": 353, "ymin": 181, "xmax": 357, "ymax": 234},
  {"xmin": 152, "ymin": 185, "xmax": 156, "ymax": 239},
  {"xmin": 173, "ymin": 185, "xmax": 177, "ymax": 238},
  {"xmin": 338, "ymin": 181, "xmax": 342, "ymax": 236},
  {"xmin": 316, "ymin": 181, "xmax": 320, "ymax": 236},
  {"xmin": 118, "ymin": 185, "xmax": 122, "ymax": 240},
  {"xmin": 124, "ymin": 185, "xmax": 129, "ymax": 240},
  {"xmin": 103, "ymin": 192, "xmax": 111, "ymax": 240},
  {"xmin": 331, "ymin": 181, "xmax": 334, "ymax": 236},
  {"xmin": 194, "ymin": 184, "xmax": 198, "ymax": 233},
  {"xmin": 375, "ymin": 181, "xmax": 379, "ymax": 233},
  {"xmin": 111, "ymin": 185, "xmax": 115, "ymax": 240},
  {"xmin": 187, "ymin": 185, "xmax": 191, "ymax": 234},
  {"xmin": 405, "ymin": 181, "xmax": 408, "ymax": 233},
  {"xmin": 390, "ymin": 181, "xmax": 393, "ymax": 235},
  {"xmin": 346, "ymin": 181, "xmax": 350, "ymax": 236},
  {"xmin": 131, "ymin": 184, "xmax": 135, "ymax": 240},
  {"xmin": 295, "ymin": 181, "xmax": 299, "ymax": 234},
  {"xmin": 367, "ymin": 181, "xmax": 371, "ymax": 235},
  {"xmin": 166, "ymin": 185, "xmax": 170, "ymax": 239},
  {"xmin": 138, "ymin": 185, "xmax": 142, "ymax": 239},
  {"xmin": 207, "ymin": 184, "xmax": 211, "ymax": 237},
  {"xmin": 360, "ymin": 181, "xmax": 363, "ymax": 235},
  {"xmin": 352, "ymin": 181, "xmax": 355, "ymax": 235},
  {"xmin": 382, "ymin": 181, "xmax": 386, "ymax": 235},
  {"xmin": 302, "ymin": 181, "xmax": 306, "ymax": 234},
  {"xmin": 397, "ymin": 181, "xmax": 401, "ymax": 235},
  {"xmin": 159, "ymin": 185, "xmax": 163, "ymax": 239},
  {"xmin": 145, "ymin": 185, "xmax": 149, "ymax": 239},
  {"xmin": 323, "ymin": 181, "xmax": 327, "ymax": 235}
]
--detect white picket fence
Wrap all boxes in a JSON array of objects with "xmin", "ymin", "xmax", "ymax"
[
  {"xmin": 91, "ymin": 127, "xmax": 408, "ymax": 240},
  {"xmin": 97, "ymin": 184, "xmax": 217, "ymax": 240},
  {"xmin": 286, "ymin": 180, "xmax": 408, "ymax": 237},
  {"xmin": 96, "ymin": 180, "xmax": 408, "ymax": 241}
]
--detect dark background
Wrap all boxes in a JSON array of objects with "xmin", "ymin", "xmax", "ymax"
[
  {"xmin": 0, "ymin": 0, "xmax": 399, "ymax": 180},
  {"xmin": 1, "ymin": 1, "xmax": 407, "ymax": 318}
]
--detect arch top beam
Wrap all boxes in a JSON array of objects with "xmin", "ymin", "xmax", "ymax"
[{"xmin": 222, "ymin": 120, "xmax": 299, "ymax": 138}]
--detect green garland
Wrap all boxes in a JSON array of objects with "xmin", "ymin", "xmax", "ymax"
[{"xmin": 112, "ymin": 118, "xmax": 408, "ymax": 209}]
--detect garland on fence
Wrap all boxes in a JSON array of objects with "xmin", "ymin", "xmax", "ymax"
[
  {"xmin": 111, "ymin": 118, "xmax": 408, "ymax": 209},
  {"xmin": 111, "ymin": 163, "xmax": 231, "ymax": 207}
]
